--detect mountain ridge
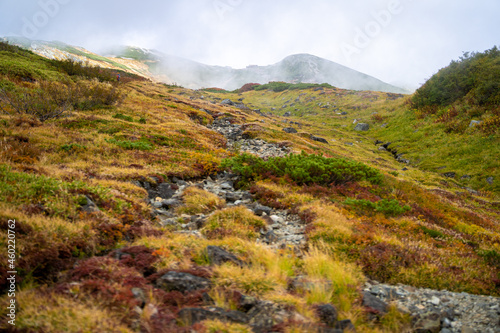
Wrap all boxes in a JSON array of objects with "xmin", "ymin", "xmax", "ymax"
[{"xmin": 2, "ymin": 36, "xmax": 408, "ymax": 93}]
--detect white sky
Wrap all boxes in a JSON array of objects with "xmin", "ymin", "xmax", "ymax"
[{"xmin": 1, "ymin": 0, "xmax": 499, "ymax": 89}]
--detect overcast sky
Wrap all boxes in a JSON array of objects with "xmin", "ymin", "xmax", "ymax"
[{"xmin": 1, "ymin": 0, "xmax": 499, "ymax": 89}]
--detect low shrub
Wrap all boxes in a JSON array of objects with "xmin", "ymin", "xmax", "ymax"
[
  {"xmin": 221, "ymin": 151, "xmax": 383, "ymax": 186},
  {"xmin": 344, "ymin": 198, "xmax": 410, "ymax": 217}
]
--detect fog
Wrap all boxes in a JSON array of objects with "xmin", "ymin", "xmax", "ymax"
[{"xmin": 1, "ymin": 0, "xmax": 499, "ymax": 90}]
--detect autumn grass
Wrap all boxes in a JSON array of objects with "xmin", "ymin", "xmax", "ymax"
[
  {"xmin": 202, "ymin": 206, "xmax": 266, "ymax": 240},
  {"xmin": 0, "ymin": 289, "xmax": 133, "ymax": 333},
  {"xmin": 176, "ymin": 186, "xmax": 225, "ymax": 215}
]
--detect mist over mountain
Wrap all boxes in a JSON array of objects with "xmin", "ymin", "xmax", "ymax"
[{"xmin": 2, "ymin": 37, "xmax": 407, "ymax": 93}]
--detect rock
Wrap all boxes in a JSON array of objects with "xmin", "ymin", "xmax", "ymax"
[
  {"xmin": 315, "ymin": 304, "xmax": 338, "ymax": 327},
  {"xmin": 443, "ymin": 172, "xmax": 456, "ymax": 179},
  {"xmin": 283, "ymin": 127, "xmax": 298, "ymax": 134},
  {"xmin": 253, "ymin": 204, "xmax": 272, "ymax": 216},
  {"xmin": 81, "ymin": 195, "xmax": 98, "ymax": 213},
  {"xmin": 131, "ymin": 287, "xmax": 146, "ymax": 308},
  {"xmin": 430, "ymin": 296, "xmax": 440, "ymax": 306},
  {"xmin": 155, "ymin": 271, "xmax": 211, "ymax": 293},
  {"xmin": 335, "ymin": 319, "xmax": 356, "ymax": 332},
  {"xmin": 161, "ymin": 198, "xmax": 181, "ymax": 209},
  {"xmin": 178, "ymin": 307, "xmax": 249, "ymax": 326},
  {"xmin": 283, "ymin": 111, "xmax": 291, "ymax": 117},
  {"xmin": 206, "ymin": 246, "xmax": 244, "ymax": 267},
  {"xmin": 486, "ymin": 176, "xmax": 494, "ymax": 184},
  {"xmin": 362, "ymin": 291, "xmax": 389, "ymax": 316},
  {"xmin": 413, "ymin": 311, "xmax": 441, "ymax": 333},
  {"xmin": 469, "ymin": 120, "xmax": 482, "ymax": 127},
  {"xmin": 221, "ymin": 99, "xmax": 235, "ymax": 106},
  {"xmin": 378, "ymin": 146, "xmax": 387, "ymax": 151},
  {"xmin": 354, "ymin": 123, "xmax": 370, "ymax": 131},
  {"xmin": 460, "ymin": 326, "xmax": 476, "ymax": 333},
  {"xmin": 220, "ymin": 181, "xmax": 234, "ymax": 190},
  {"xmin": 311, "ymin": 135, "xmax": 329, "ymax": 144}
]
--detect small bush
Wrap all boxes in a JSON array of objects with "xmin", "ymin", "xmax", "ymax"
[
  {"xmin": 221, "ymin": 152, "xmax": 383, "ymax": 186},
  {"xmin": 344, "ymin": 198, "xmax": 410, "ymax": 217},
  {"xmin": 175, "ymin": 187, "xmax": 225, "ymax": 215},
  {"xmin": 106, "ymin": 137, "xmax": 154, "ymax": 151},
  {"xmin": 112, "ymin": 113, "xmax": 134, "ymax": 122}
]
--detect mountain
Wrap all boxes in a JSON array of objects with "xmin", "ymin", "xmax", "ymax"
[
  {"xmin": 1, "ymin": 38, "xmax": 499, "ymax": 333},
  {"xmin": 2, "ymin": 37, "xmax": 407, "ymax": 93}
]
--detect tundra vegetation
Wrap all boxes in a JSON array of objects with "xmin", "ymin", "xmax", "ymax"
[{"xmin": 0, "ymin": 41, "xmax": 498, "ymax": 332}]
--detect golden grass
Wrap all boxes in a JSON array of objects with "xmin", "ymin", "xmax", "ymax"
[
  {"xmin": 202, "ymin": 206, "xmax": 266, "ymax": 240},
  {"xmin": 0, "ymin": 289, "xmax": 133, "ymax": 333},
  {"xmin": 175, "ymin": 186, "xmax": 225, "ymax": 215}
]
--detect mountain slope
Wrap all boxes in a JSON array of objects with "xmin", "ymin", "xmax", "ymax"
[{"xmin": 3, "ymin": 37, "xmax": 407, "ymax": 93}]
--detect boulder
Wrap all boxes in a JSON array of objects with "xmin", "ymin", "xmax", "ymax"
[
  {"xmin": 283, "ymin": 127, "xmax": 298, "ymax": 134},
  {"xmin": 221, "ymin": 99, "xmax": 234, "ymax": 106},
  {"xmin": 178, "ymin": 307, "xmax": 249, "ymax": 326},
  {"xmin": 354, "ymin": 123, "xmax": 370, "ymax": 131},
  {"xmin": 315, "ymin": 304, "xmax": 338, "ymax": 327},
  {"xmin": 206, "ymin": 246, "xmax": 244, "ymax": 267},
  {"xmin": 283, "ymin": 111, "xmax": 291, "ymax": 117},
  {"xmin": 362, "ymin": 291, "xmax": 389, "ymax": 316},
  {"xmin": 155, "ymin": 271, "xmax": 211, "ymax": 293},
  {"xmin": 253, "ymin": 204, "xmax": 272, "ymax": 216},
  {"xmin": 311, "ymin": 135, "xmax": 329, "ymax": 144}
]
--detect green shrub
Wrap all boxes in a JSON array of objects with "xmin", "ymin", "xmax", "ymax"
[
  {"xmin": 0, "ymin": 81, "xmax": 71, "ymax": 121},
  {"xmin": 344, "ymin": 198, "xmax": 410, "ymax": 217},
  {"xmin": 106, "ymin": 137, "xmax": 153, "ymax": 151},
  {"xmin": 221, "ymin": 152, "xmax": 383, "ymax": 186},
  {"xmin": 112, "ymin": 113, "xmax": 133, "ymax": 122}
]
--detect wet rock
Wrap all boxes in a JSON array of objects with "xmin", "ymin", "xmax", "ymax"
[
  {"xmin": 206, "ymin": 246, "xmax": 244, "ymax": 267},
  {"xmin": 155, "ymin": 271, "xmax": 211, "ymax": 293}
]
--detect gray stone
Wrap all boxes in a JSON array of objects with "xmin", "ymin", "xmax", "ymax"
[
  {"xmin": 178, "ymin": 307, "xmax": 249, "ymax": 326},
  {"xmin": 206, "ymin": 246, "xmax": 244, "ymax": 267},
  {"xmin": 443, "ymin": 172, "xmax": 456, "ymax": 178},
  {"xmin": 221, "ymin": 99, "xmax": 234, "ymax": 106},
  {"xmin": 362, "ymin": 291, "xmax": 389, "ymax": 315},
  {"xmin": 316, "ymin": 304, "xmax": 338, "ymax": 327},
  {"xmin": 311, "ymin": 135, "xmax": 329, "ymax": 144},
  {"xmin": 161, "ymin": 198, "xmax": 181, "ymax": 209},
  {"xmin": 81, "ymin": 195, "xmax": 99, "ymax": 213},
  {"xmin": 469, "ymin": 120, "xmax": 482, "ymax": 127},
  {"xmin": 354, "ymin": 123, "xmax": 370, "ymax": 131},
  {"xmin": 155, "ymin": 271, "xmax": 211, "ymax": 293},
  {"xmin": 283, "ymin": 127, "xmax": 298, "ymax": 134},
  {"xmin": 253, "ymin": 204, "xmax": 272, "ymax": 216},
  {"xmin": 414, "ymin": 312, "xmax": 441, "ymax": 333},
  {"xmin": 486, "ymin": 176, "xmax": 494, "ymax": 184}
]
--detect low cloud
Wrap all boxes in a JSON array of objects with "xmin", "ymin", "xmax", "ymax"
[{"xmin": 1, "ymin": 0, "xmax": 498, "ymax": 89}]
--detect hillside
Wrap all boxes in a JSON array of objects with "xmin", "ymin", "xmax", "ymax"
[
  {"xmin": 2, "ymin": 37, "xmax": 407, "ymax": 93},
  {"xmin": 0, "ymin": 41, "xmax": 499, "ymax": 333}
]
